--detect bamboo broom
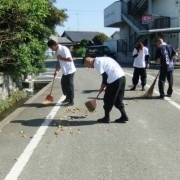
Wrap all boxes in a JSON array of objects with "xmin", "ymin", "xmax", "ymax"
[
  {"xmin": 85, "ymin": 91, "xmax": 102, "ymax": 112},
  {"xmin": 142, "ymin": 71, "xmax": 160, "ymax": 98},
  {"xmin": 42, "ymin": 76, "xmax": 55, "ymax": 105}
]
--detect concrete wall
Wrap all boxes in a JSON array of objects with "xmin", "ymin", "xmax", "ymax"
[{"xmin": 0, "ymin": 75, "xmax": 22, "ymax": 100}]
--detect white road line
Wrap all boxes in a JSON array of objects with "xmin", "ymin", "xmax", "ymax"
[
  {"xmin": 147, "ymin": 73, "xmax": 180, "ymax": 96},
  {"xmin": 4, "ymin": 95, "xmax": 66, "ymax": 180},
  {"xmin": 125, "ymin": 72, "xmax": 180, "ymax": 110}
]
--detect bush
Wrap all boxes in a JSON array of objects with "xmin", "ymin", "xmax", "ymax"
[
  {"xmin": 0, "ymin": 0, "xmax": 68, "ymax": 77},
  {"xmin": 73, "ymin": 47, "xmax": 86, "ymax": 57}
]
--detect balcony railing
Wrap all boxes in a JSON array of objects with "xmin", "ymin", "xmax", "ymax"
[{"xmin": 121, "ymin": 0, "xmax": 170, "ymax": 31}]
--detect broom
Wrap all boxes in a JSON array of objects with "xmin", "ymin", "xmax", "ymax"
[
  {"xmin": 142, "ymin": 71, "xmax": 160, "ymax": 98},
  {"xmin": 42, "ymin": 76, "xmax": 55, "ymax": 105},
  {"xmin": 85, "ymin": 91, "xmax": 102, "ymax": 112}
]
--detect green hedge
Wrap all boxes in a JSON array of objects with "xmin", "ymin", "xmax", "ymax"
[{"xmin": 73, "ymin": 47, "xmax": 86, "ymax": 57}]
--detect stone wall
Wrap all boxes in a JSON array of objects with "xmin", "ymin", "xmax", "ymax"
[{"xmin": 0, "ymin": 75, "xmax": 22, "ymax": 100}]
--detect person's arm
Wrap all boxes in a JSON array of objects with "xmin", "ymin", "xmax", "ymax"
[
  {"xmin": 156, "ymin": 58, "xmax": 160, "ymax": 64},
  {"xmin": 54, "ymin": 61, "xmax": 61, "ymax": 77},
  {"xmin": 57, "ymin": 55, "xmax": 72, "ymax": 62},
  {"xmin": 155, "ymin": 47, "xmax": 161, "ymax": 65},
  {"xmin": 171, "ymin": 46, "xmax": 177, "ymax": 59},
  {"xmin": 100, "ymin": 72, "xmax": 107, "ymax": 92},
  {"xmin": 145, "ymin": 55, "xmax": 150, "ymax": 68},
  {"xmin": 132, "ymin": 48, "xmax": 138, "ymax": 58}
]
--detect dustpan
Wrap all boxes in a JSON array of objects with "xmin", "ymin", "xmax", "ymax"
[
  {"xmin": 85, "ymin": 91, "xmax": 101, "ymax": 112},
  {"xmin": 42, "ymin": 76, "xmax": 55, "ymax": 105}
]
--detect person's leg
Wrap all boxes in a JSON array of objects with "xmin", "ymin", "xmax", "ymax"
[
  {"xmin": 114, "ymin": 77, "xmax": 129, "ymax": 122},
  {"xmin": 63, "ymin": 73, "xmax": 74, "ymax": 105},
  {"xmin": 158, "ymin": 70, "xmax": 166, "ymax": 98},
  {"xmin": 140, "ymin": 68, "xmax": 147, "ymax": 91},
  {"xmin": 68, "ymin": 73, "xmax": 75, "ymax": 103},
  {"xmin": 130, "ymin": 68, "xmax": 139, "ymax": 90},
  {"xmin": 97, "ymin": 79, "xmax": 120, "ymax": 123},
  {"xmin": 61, "ymin": 74, "xmax": 67, "ymax": 96},
  {"xmin": 167, "ymin": 71, "xmax": 173, "ymax": 96}
]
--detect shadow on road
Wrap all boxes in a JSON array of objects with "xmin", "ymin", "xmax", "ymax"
[
  {"xmin": 124, "ymin": 96, "xmax": 164, "ymax": 100},
  {"xmin": 11, "ymin": 118, "xmax": 97, "ymax": 127}
]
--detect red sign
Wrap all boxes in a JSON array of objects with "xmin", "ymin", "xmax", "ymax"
[{"xmin": 141, "ymin": 15, "xmax": 152, "ymax": 24}]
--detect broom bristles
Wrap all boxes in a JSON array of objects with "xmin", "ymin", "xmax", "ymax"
[
  {"xmin": 85, "ymin": 100, "xmax": 96, "ymax": 112},
  {"xmin": 142, "ymin": 71, "xmax": 160, "ymax": 98},
  {"xmin": 142, "ymin": 80, "xmax": 156, "ymax": 98},
  {"xmin": 42, "ymin": 99, "xmax": 53, "ymax": 105}
]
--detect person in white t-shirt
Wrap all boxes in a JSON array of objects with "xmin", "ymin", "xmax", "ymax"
[
  {"xmin": 47, "ymin": 39, "xmax": 76, "ymax": 106},
  {"xmin": 84, "ymin": 56, "xmax": 128, "ymax": 123},
  {"xmin": 130, "ymin": 43, "xmax": 150, "ymax": 91}
]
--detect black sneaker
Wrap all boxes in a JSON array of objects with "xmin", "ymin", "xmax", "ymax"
[
  {"xmin": 97, "ymin": 117, "xmax": 110, "ymax": 123},
  {"xmin": 64, "ymin": 101, "xmax": 74, "ymax": 106},
  {"xmin": 141, "ymin": 87, "xmax": 145, "ymax": 91},
  {"xmin": 130, "ymin": 86, "xmax": 136, "ymax": 91},
  {"xmin": 61, "ymin": 98, "xmax": 70, "ymax": 104},
  {"xmin": 167, "ymin": 94, "xmax": 171, "ymax": 97},
  {"xmin": 159, "ymin": 95, "xmax": 164, "ymax": 99},
  {"xmin": 114, "ymin": 116, "xmax": 129, "ymax": 123}
]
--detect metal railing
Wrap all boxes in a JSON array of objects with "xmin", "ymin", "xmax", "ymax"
[
  {"xmin": 122, "ymin": 0, "xmax": 170, "ymax": 31},
  {"xmin": 121, "ymin": 0, "xmax": 170, "ymax": 50}
]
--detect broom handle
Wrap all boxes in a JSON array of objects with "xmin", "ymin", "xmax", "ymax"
[
  {"xmin": 155, "ymin": 71, "xmax": 160, "ymax": 80},
  {"xmin": 96, "ymin": 91, "xmax": 102, "ymax": 99},
  {"xmin": 49, "ymin": 76, "xmax": 55, "ymax": 95}
]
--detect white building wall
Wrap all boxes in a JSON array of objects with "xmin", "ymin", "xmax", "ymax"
[
  {"xmin": 151, "ymin": 0, "xmax": 180, "ymax": 48},
  {"xmin": 104, "ymin": 1, "xmax": 122, "ymax": 27},
  {"xmin": 152, "ymin": 1, "xmax": 178, "ymax": 18}
]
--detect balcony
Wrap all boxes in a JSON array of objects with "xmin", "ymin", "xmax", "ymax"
[{"xmin": 104, "ymin": 1, "xmax": 123, "ymax": 27}]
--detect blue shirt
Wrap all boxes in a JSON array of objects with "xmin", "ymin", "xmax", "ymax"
[{"xmin": 155, "ymin": 43, "xmax": 176, "ymax": 71}]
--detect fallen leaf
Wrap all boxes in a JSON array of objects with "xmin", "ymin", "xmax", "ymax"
[
  {"xmin": 54, "ymin": 130, "xmax": 60, "ymax": 136},
  {"xmin": 47, "ymin": 140, "xmax": 52, "ymax": 144}
]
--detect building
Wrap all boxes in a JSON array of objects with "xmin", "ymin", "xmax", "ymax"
[
  {"xmin": 111, "ymin": 31, "xmax": 120, "ymax": 39},
  {"xmin": 104, "ymin": 0, "xmax": 180, "ymax": 62},
  {"xmin": 61, "ymin": 31, "xmax": 101, "ymax": 45},
  {"xmin": 46, "ymin": 31, "xmax": 104, "ymax": 57}
]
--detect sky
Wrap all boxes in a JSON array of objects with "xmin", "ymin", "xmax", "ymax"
[{"xmin": 54, "ymin": 0, "xmax": 119, "ymax": 37}]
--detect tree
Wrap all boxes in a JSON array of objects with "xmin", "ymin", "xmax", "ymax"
[
  {"xmin": 0, "ymin": 0, "xmax": 68, "ymax": 76},
  {"xmin": 80, "ymin": 39, "xmax": 89, "ymax": 48},
  {"xmin": 93, "ymin": 33, "xmax": 109, "ymax": 45}
]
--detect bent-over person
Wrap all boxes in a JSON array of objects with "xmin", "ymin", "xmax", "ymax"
[{"xmin": 84, "ymin": 56, "xmax": 128, "ymax": 123}]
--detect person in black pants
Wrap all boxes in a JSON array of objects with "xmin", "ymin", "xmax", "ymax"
[
  {"xmin": 61, "ymin": 73, "xmax": 74, "ymax": 104},
  {"xmin": 130, "ymin": 43, "xmax": 150, "ymax": 91},
  {"xmin": 155, "ymin": 38, "xmax": 177, "ymax": 98},
  {"xmin": 47, "ymin": 39, "xmax": 76, "ymax": 106},
  {"xmin": 84, "ymin": 56, "xmax": 128, "ymax": 123}
]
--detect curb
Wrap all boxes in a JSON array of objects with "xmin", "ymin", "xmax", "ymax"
[{"xmin": 0, "ymin": 81, "xmax": 52, "ymax": 130}]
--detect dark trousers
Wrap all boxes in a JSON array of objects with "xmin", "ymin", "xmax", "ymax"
[
  {"xmin": 158, "ymin": 70, "xmax": 173, "ymax": 96},
  {"xmin": 132, "ymin": 67, "xmax": 147, "ymax": 86},
  {"xmin": 61, "ymin": 73, "xmax": 75, "ymax": 102},
  {"xmin": 103, "ymin": 76, "xmax": 126, "ymax": 113}
]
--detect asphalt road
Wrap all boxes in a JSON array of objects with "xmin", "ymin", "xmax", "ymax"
[{"xmin": 0, "ymin": 59, "xmax": 180, "ymax": 180}]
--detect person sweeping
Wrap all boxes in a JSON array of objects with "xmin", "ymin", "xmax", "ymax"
[
  {"xmin": 154, "ymin": 38, "xmax": 177, "ymax": 98},
  {"xmin": 84, "ymin": 56, "xmax": 129, "ymax": 123},
  {"xmin": 47, "ymin": 39, "xmax": 76, "ymax": 106}
]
